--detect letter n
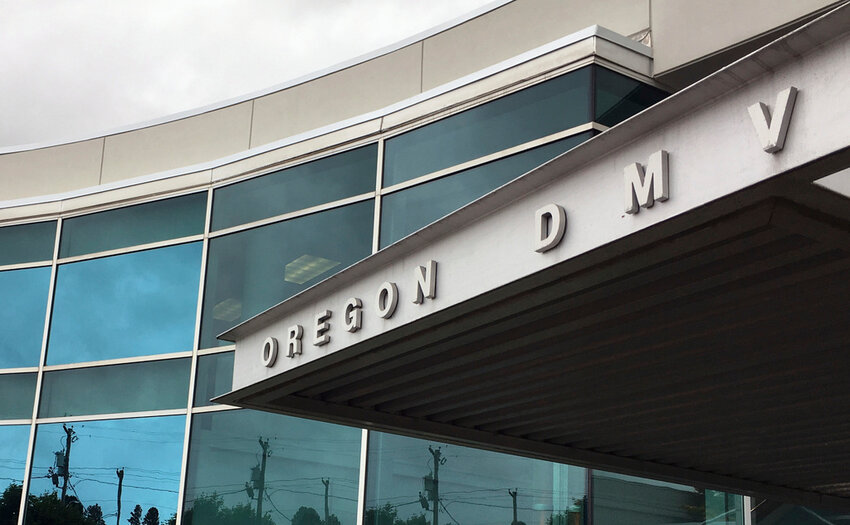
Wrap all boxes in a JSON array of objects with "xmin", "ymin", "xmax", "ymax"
[{"xmin": 624, "ymin": 150, "xmax": 669, "ymax": 214}]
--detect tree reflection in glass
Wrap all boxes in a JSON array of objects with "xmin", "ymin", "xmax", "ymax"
[{"xmin": 25, "ymin": 416, "xmax": 184, "ymax": 525}]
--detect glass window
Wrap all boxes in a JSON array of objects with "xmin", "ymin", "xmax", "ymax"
[
  {"xmin": 183, "ymin": 409, "xmax": 362, "ymax": 525},
  {"xmin": 0, "ymin": 424, "xmax": 31, "ymax": 522},
  {"xmin": 48, "ymin": 242, "xmax": 202, "ymax": 364},
  {"xmin": 59, "ymin": 192, "xmax": 207, "ymax": 258},
  {"xmin": 194, "ymin": 351, "xmax": 234, "ymax": 407},
  {"xmin": 0, "ymin": 266, "xmax": 51, "ymax": 368},
  {"xmin": 366, "ymin": 432, "xmax": 587, "ymax": 525},
  {"xmin": 383, "ymin": 67, "xmax": 592, "ymax": 187},
  {"xmin": 0, "ymin": 221, "xmax": 55, "ymax": 265},
  {"xmin": 751, "ymin": 497, "xmax": 848, "ymax": 524},
  {"xmin": 39, "ymin": 358, "xmax": 190, "ymax": 418},
  {"xmin": 26, "ymin": 415, "xmax": 185, "ymax": 525},
  {"xmin": 0, "ymin": 373, "xmax": 37, "ymax": 419},
  {"xmin": 591, "ymin": 471, "xmax": 743, "ymax": 525},
  {"xmin": 594, "ymin": 66, "xmax": 667, "ymax": 128},
  {"xmin": 212, "ymin": 144, "xmax": 378, "ymax": 231},
  {"xmin": 201, "ymin": 200, "xmax": 374, "ymax": 349},
  {"xmin": 380, "ymin": 133, "xmax": 591, "ymax": 248}
]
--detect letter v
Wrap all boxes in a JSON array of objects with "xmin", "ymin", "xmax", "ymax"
[{"xmin": 748, "ymin": 87, "xmax": 798, "ymax": 153}]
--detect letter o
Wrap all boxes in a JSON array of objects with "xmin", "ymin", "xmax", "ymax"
[
  {"xmin": 262, "ymin": 336, "xmax": 278, "ymax": 368},
  {"xmin": 376, "ymin": 282, "xmax": 399, "ymax": 319}
]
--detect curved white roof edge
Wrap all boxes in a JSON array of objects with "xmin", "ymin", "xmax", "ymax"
[
  {"xmin": 0, "ymin": 0, "xmax": 513, "ymax": 155},
  {"xmin": 0, "ymin": 25, "xmax": 650, "ymax": 211}
]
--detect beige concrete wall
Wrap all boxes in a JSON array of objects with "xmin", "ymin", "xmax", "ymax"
[
  {"xmin": 651, "ymin": 0, "xmax": 840, "ymax": 74},
  {"xmin": 421, "ymin": 0, "xmax": 649, "ymax": 91},
  {"xmin": 0, "ymin": 139, "xmax": 103, "ymax": 201},
  {"xmin": 250, "ymin": 43, "xmax": 422, "ymax": 148},
  {"xmin": 100, "ymin": 101, "xmax": 252, "ymax": 183}
]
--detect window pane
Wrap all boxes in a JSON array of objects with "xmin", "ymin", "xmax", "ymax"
[
  {"xmin": 591, "ymin": 471, "xmax": 743, "ymax": 525},
  {"xmin": 0, "ymin": 373, "xmax": 36, "ymax": 419},
  {"xmin": 380, "ymin": 133, "xmax": 591, "ymax": 248},
  {"xmin": 0, "ymin": 267, "xmax": 50, "ymax": 368},
  {"xmin": 183, "ymin": 410, "xmax": 361, "ymax": 525},
  {"xmin": 39, "ymin": 358, "xmax": 190, "ymax": 418},
  {"xmin": 0, "ymin": 424, "xmax": 31, "ymax": 516},
  {"xmin": 383, "ymin": 67, "xmax": 591, "ymax": 187},
  {"xmin": 0, "ymin": 221, "xmax": 55, "ymax": 265},
  {"xmin": 366, "ymin": 432, "xmax": 587, "ymax": 525},
  {"xmin": 752, "ymin": 497, "xmax": 847, "ymax": 524},
  {"xmin": 26, "ymin": 415, "xmax": 184, "ymax": 525},
  {"xmin": 594, "ymin": 66, "xmax": 667, "ymax": 127},
  {"xmin": 213, "ymin": 144, "xmax": 378, "ymax": 231},
  {"xmin": 48, "ymin": 242, "xmax": 202, "ymax": 364},
  {"xmin": 194, "ymin": 351, "xmax": 234, "ymax": 407},
  {"xmin": 201, "ymin": 200, "xmax": 374, "ymax": 349},
  {"xmin": 59, "ymin": 192, "xmax": 207, "ymax": 258}
]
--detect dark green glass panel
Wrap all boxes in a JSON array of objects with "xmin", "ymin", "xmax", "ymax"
[
  {"xmin": 0, "ymin": 221, "xmax": 55, "ymax": 265},
  {"xmin": 591, "ymin": 471, "xmax": 743, "ymax": 525},
  {"xmin": 383, "ymin": 67, "xmax": 592, "ymax": 186},
  {"xmin": 366, "ymin": 432, "xmax": 587, "ymax": 525},
  {"xmin": 0, "ymin": 267, "xmax": 50, "ymax": 368},
  {"xmin": 752, "ymin": 497, "xmax": 846, "ymax": 524},
  {"xmin": 201, "ymin": 200, "xmax": 373, "ymax": 349},
  {"xmin": 380, "ymin": 133, "xmax": 591, "ymax": 248},
  {"xmin": 212, "ymin": 144, "xmax": 378, "ymax": 230},
  {"xmin": 183, "ymin": 410, "xmax": 361, "ymax": 525},
  {"xmin": 59, "ymin": 192, "xmax": 206, "ymax": 257},
  {"xmin": 0, "ymin": 424, "xmax": 30, "ymax": 512},
  {"xmin": 26, "ymin": 415, "xmax": 184, "ymax": 524},
  {"xmin": 0, "ymin": 373, "xmax": 36, "ymax": 419},
  {"xmin": 594, "ymin": 65, "xmax": 667, "ymax": 127},
  {"xmin": 39, "ymin": 358, "xmax": 190, "ymax": 417},
  {"xmin": 48, "ymin": 242, "xmax": 202, "ymax": 364},
  {"xmin": 193, "ymin": 351, "xmax": 234, "ymax": 406}
]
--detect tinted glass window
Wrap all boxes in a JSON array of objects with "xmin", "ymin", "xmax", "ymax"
[
  {"xmin": 0, "ymin": 267, "xmax": 50, "ymax": 368},
  {"xmin": 594, "ymin": 66, "xmax": 667, "ymax": 127},
  {"xmin": 39, "ymin": 358, "xmax": 191, "ymax": 417},
  {"xmin": 183, "ymin": 410, "xmax": 361, "ymax": 525},
  {"xmin": 26, "ymin": 416, "xmax": 185, "ymax": 525},
  {"xmin": 201, "ymin": 200, "xmax": 374, "ymax": 349},
  {"xmin": 383, "ymin": 67, "xmax": 591, "ymax": 187},
  {"xmin": 0, "ymin": 221, "xmax": 55, "ymax": 265},
  {"xmin": 591, "ymin": 471, "xmax": 743, "ymax": 525},
  {"xmin": 0, "ymin": 424, "xmax": 31, "ymax": 515},
  {"xmin": 194, "ymin": 351, "xmax": 234, "ymax": 407},
  {"xmin": 366, "ymin": 432, "xmax": 587, "ymax": 525},
  {"xmin": 48, "ymin": 242, "xmax": 202, "ymax": 364},
  {"xmin": 0, "ymin": 373, "xmax": 37, "ymax": 419},
  {"xmin": 380, "ymin": 133, "xmax": 591, "ymax": 248},
  {"xmin": 213, "ymin": 144, "xmax": 378, "ymax": 230},
  {"xmin": 59, "ymin": 192, "xmax": 206, "ymax": 257}
]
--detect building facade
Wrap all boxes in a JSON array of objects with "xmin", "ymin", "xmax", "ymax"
[{"xmin": 2, "ymin": 2, "xmax": 849, "ymax": 525}]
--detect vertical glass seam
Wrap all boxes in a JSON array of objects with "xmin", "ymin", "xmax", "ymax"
[
  {"xmin": 356, "ymin": 428, "xmax": 370, "ymax": 525},
  {"xmin": 17, "ymin": 217, "xmax": 62, "ymax": 525},
  {"xmin": 175, "ymin": 186, "xmax": 213, "ymax": 525},
  {"xmin": 372, "ymin": 139, "xmax": 385, "ymax": 254}
]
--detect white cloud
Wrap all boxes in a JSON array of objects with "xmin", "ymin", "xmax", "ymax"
[{"xmin": 0, "ymin": 0, "xmax": 497, "ymax": 147}]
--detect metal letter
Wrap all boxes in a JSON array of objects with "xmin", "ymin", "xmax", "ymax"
[
  {"xmin": 286, "ymin": 324, "xmax": 303, "ymax": 357},
  {"xmin": 413, "ymin": 260, "xmax": 438, "ymax": 304},
  {"xmin": 261, "ymin": 336, "xmax": 278, "ymax": 368},
  {"xmin": 534, "ymin": 204, "xmax": 566, "ymax": 253},
  {"xmin": 344, "ymin": 297, "xmax": 363, "ymax": 332},
  {"xmin": 748, "ymin": 86, "xmax": 798, "ymax": 153},
  {"xmin": 376, "ymin": 282, "xmax": 399, "ymax": 319},
  {"xmin": 313, "ymin": 310, "xmax": 332, "ymax": 346},
  {"xmin": 624, "ymin": 150, "xmax": 669, "ymax": 214}
]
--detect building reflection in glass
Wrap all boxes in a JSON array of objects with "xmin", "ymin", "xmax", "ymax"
[{"xmin": 25, "ymin": 415, "xmax": 184, "ymax": 525}]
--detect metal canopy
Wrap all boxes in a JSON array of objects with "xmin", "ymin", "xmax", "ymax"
[{"xmin": 218, "ymin": 3, "xmax": 850, "ymax": 511}]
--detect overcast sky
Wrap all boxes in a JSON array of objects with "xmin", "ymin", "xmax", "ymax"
[{"xmin": 0, "ymin": 0, "xmax": 498, "ymax": 148}]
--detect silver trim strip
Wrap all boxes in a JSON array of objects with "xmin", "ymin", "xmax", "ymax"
[
  {"xmin": 41, "ymin": 351, "xmax": 193, "ymax": 372},
  {"xmin": 190, "ymin": 404, "xmax": 241, "ymax": 414},
  {"xmin": 0, "ymin": 419, "xmax": 31, "ymax": 426},
  {"xmin": 0, "ymin": 260, "xmax": 52, "ymax": 272},
  {"xmin": 356, "ymin": 428, "xmax": 370, "ymax": 525},
  {"xmin": 197, "ymin": 345, "xmax": 236, "ymax": 355},
  {"xmin": 56, "ymin": 234, "xmax": 205, "ymax": 264},
  {"xmin": 34, "ymin": 408, "xmax": 187, "ymax": 424}
]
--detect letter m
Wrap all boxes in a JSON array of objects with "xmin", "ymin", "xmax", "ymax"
[{"xmin": 624, "ymin": 150, "xmax": 669, "ymax": 214}]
